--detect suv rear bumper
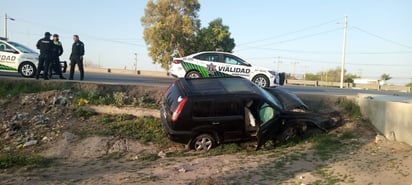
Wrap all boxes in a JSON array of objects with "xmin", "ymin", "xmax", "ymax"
[{"xmin": 160, "ymin": 112, "xmax": 193, "ymax": 144}]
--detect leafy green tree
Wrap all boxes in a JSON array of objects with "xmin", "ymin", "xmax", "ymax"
[
  {"xmin": 344, "ymin": 73, "xmax": 361, "ymax": 83},
  {"xmin": 406, "ymin": 83, "xmax": 412, "ymax": 87},
  {"xmin": 196, "ymin": 18, "xmax": 235, "ymax": 52},
  {"xmin": 380, "ymin": 73, "xmax": 392, "ymax": 81},
  {"xmin": 141, "ymin": 0, "xmax": 201, "ymax": 70}
]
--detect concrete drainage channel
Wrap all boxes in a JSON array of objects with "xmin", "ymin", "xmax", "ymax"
[{"xmin": 297, "ymin": 92, "xmax": 412, "ymax": 147}]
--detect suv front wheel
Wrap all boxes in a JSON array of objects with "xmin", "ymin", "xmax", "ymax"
[{"xmin": 191, "ymin": 134, "xmax": 216, "ymax": 152}]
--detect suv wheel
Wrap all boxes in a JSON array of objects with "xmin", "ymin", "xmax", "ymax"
[
  {"xmin": 252, "ymin": 75, "xmax": 269, "ymax": 87},
  {"xmin": 19, "ymin": 62, "xmax": 36, "ymax": 78},
  {"xmin": 191, "ymin": 134, "xmax": 215, "ymax": 152},
  {"xmin": 185, "ymin": 71, "xmax": 202, "ymax": 78}
]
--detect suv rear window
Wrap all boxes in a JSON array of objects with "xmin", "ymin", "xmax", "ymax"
[{"xmin": 165, "ymin": 83, "xmax": 184, "ymax": 112}]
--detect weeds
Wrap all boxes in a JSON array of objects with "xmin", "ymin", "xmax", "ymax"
[
  {"xmin": 0, "ymin": 81, "xmax": 70, "ymax": 97},
  {"xmin": 75, "ymin": 107, "xmax": 97, "ymax": 118},
  {"xmin": 310, "ymin": 134, "xmax": 343, "ymax": 161},
  {"xmin": 0, "ymin": 153, "xmax": 52, "ymax": 169},
  {"xmin": 338, "ymin": 98, "xmax": 361, "ymax": 119}
]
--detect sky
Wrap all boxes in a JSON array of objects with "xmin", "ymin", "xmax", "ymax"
[{"xmin": 1, "ymin": 0, "xmax": 411, "ymax": 85}]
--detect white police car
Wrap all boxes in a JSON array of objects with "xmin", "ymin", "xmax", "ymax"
[
  {"xmin": 169, "ymin": 51, "xmax": 285, "ymax": 87},
  {"xmin": 0, "ymin": 37, "xmax": 40, "ymax": 77},
  {"xmin": 0, "ymin": 37, "xmax": 67, "ymax": 78}
]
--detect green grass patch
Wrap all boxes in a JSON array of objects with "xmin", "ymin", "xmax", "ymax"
[
  {"xmin": 76, "ymin": 90, "xmax": 159, "ymax": 108},
  {"xmin": 0, "ymin": 153, "xmax": 52, "ymax": 169},
  {"xmin": 0, "ymin": 81, "xmax": 71, "ymax": 97},
  {"xmin": 338, "ymin": 98, "xmax": 361, "ymax": 119},
  {"xmin": 311, "ymin": 134, "xmax": 343, "ymax": 161},
  {"xmin": 99, "ymin": 116, "xmax": 173, "ymax": 148},
  {"xmin": 74, "ymin": 107, "xmax": 97, "ymax": 118},
  {"xmin": 138, "ymin": 153, "xmax": 160, "ymax": 161}
]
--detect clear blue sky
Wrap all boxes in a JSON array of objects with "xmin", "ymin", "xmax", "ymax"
[{"xmin": 1, "ymin": 0, "xmax": 411, "ymax": 84}]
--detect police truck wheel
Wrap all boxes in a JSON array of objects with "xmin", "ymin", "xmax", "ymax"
[
  {"xmin": 185, "ymin": 71, "xmax": 202, "ymax": 78},
  {"xmin": 252, "ymin": 75, "xmax": 269, "ymax": 87},
  {"xmin": 191, "ymin": 134, "xmax": 215, "ymax": 152},
  {"xmin": 19, "ymin": 62, "xmax": 36, "ymax": 78}
]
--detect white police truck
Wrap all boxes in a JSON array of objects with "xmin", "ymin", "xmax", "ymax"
[
  {"xmin": 169, "ymin": 51, "xmax": 285, "ymax": 87},
  {"xmin": 0, "ymin": 37, "xmax": 67, "ymax": 78}
]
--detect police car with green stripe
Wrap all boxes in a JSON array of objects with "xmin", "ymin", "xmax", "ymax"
[
  {"xmin": 0, "ymin": 37, "xmax": 39, "ymax": 77},
  {"xmin": 169, "ymin": 51, "xmax": 285, "ymax": 87}
]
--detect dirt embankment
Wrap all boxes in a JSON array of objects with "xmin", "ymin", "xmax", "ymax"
[{"xmin": 0, "ymin": 80, "xmax": 411, "ymax": 185}]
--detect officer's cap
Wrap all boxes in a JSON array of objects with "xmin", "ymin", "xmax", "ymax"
[{"xmin": 45, "ymin": 32, "xmax": 51, "ymax": 36}]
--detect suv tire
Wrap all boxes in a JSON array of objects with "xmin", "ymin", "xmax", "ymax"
[
  {"xmin": 252, "ymin": 74, "xmax": 269, "ymax": 87},
  {"xmin": 191, "ymin": 134, "xmax": 215, "ymax": 152},
  {"xmin": 185, "ymin": 71, "xmax": 202, "ymax": 78}
]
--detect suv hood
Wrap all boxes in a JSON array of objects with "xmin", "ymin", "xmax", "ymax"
[{"xmin": 264, "ymin": 87, "xmax": 309, "ymax": 111}]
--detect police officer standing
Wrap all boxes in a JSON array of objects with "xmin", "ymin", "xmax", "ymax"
[
  {"xmin": 50, "ymin": 34, "xmax": 65, "ymax": 79},
  {"xmin": 69, "ymin": 35, "xmax": 85, "ymax": 80},
  {"xmin": 36, "ymin": 32, "xmax": 52, "ymax": 80}
]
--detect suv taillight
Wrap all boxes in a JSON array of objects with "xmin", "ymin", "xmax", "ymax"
[
  {"xmin": 172, "ymin": 97, "xmax": 188, "ymax": 122},
  {"xmin": 173, "ymin": 60, "xmax": 182, "ymax": 64}
]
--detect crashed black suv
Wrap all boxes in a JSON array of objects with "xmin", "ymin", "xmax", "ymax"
[{"xmin": 160, "ymin": 77, "xmax": 332, "ymax": 151}]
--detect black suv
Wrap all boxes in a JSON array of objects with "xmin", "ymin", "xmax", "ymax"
[{"xmin": 161, "ymin": 77, "xmax": 330, "ymax": 151}]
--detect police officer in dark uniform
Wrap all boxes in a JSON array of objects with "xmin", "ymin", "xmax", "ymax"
[
  {"xmin": 50, "ymin": 34, "xmax": 65, "ymax": 79},
  {"xmin": 36, "ymin": 32, "xmax": 52, "ymax": 80},
  {"xmin": 69, "ymin": 34, "xmax": 85, "ymax": 80}
]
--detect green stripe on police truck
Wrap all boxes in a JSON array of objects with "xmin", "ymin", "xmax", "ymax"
[
  {"xmin": 181, "ymin": 62, "xmax": 231, "ymax": 77},
  {"xmin": 0, "ymin": 64, "xmax": 17, "ymax": 71}
]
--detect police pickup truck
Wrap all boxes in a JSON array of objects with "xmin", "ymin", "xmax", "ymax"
[
  {"xmin": 169, "ymin": 51, "xmax": 285, "ymax": 87},
  {"xmin": 0, "ymin": 37, "xmax": 66, "ymax": 78}
]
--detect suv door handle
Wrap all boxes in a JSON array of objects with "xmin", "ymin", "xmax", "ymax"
[{"xmin": 212, "ymin": 122, "xmax": 220, "ymax": 125}]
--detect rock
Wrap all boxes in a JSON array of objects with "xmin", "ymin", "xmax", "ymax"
[
  {"xmin": 178, "ymin": 167, "xmax": 187, "ymax": 173},
  {"xmin": 23, "ymin": 140, "xmax": 38, "ymax": 147},
  {"xmin": 63, "ymin": 132, "xmax": 77, "ymax": 142},
  {"xmin": 54, "ymin": 96, "xmax": 68, "ymax": 107},
  {"xmin": 375, "ymin": 134, "xmax": 386, "ymax": 143},
  {"xmin": 158, "ymin": 151, "xmax": 166, "ymax": 158}
]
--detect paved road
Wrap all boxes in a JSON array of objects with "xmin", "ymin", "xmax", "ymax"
[{"xmin": 1, "ymin": 70, "xmax": 411, "ymax": 97}]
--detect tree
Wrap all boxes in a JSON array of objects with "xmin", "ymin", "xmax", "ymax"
[
  {"xmin": 380, "ymin": 73, "xmax": 392, "ymax": 81},
  {"xmin": 141, "ymin": 0, "xmax": 201, "ymax": 70},
  {"xmin": 196, "ymin": 18, "xmax": 235, "ymax": 52}
]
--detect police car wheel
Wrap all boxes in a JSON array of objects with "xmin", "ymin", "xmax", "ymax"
[
  {"xmin": 252, "ymin": 75, "xmax": 269, "ymax": 87},
  {"xmin": 19, "ymin": 62, "xmax": 36, "ymax": 78},
  {"xmin": 185, "ymin": 71, "xmax": 202, "ymax": 79}
]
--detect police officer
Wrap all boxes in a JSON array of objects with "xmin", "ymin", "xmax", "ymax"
[
  {"xmin": 35, "ymin": 32, "xmax": 52, "ymax": 80},
  {"xmin": 50, "ymin": 34, "xmax": 65, "ymax": 79},
  {"xmin": 69, "ymin": 34, "xmax": 85, "ymax": 80}
]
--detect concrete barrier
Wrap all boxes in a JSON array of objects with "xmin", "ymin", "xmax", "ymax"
[
  {"xmin": 84, "ymin": 67, "xmax": 169, "ymax": 77},
  {"xmin": 357, "ymin": 94, "xmax": 412, "ymax": 145}
]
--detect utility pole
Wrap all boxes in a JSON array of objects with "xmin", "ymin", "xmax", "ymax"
[
  {"xmin": 3, "ymin": 14, "xmax": 15, "ymax": 39},
  {"xmin": 340, "ymin": 16, "xmax": 348, "ymax": 88},
  {"xmin": 134, "ymin": 53, "xmax": 138, "ymax": 74},
  {"xmin": 276, "ymin": 56, "xmax": 282, "ymax": 72},
  {"xmin": 291, "ymin": 61, "xmax": 299, "ymax": 78}
]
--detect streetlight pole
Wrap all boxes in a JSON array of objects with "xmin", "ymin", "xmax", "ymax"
[
  {"xmin": 340, "ymin": 16, "xmax": 348, "ymax": 88},
  {"xmin": 4, "ymin": 13, "xmax": 15, "ymax": 39}
]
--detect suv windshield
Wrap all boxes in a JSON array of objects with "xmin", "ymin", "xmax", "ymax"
[
  {"xmin": 8, "ymin": 41, "xmax": 37, "ymax": 54},
  {"xmin": 255, "ymin": 85, "xmax": 283, "ymax": 110}
]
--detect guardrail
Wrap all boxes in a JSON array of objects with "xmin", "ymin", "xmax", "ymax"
[{"xmin": 286, "ymin": 79, "xmax": 411, "ymax": 93}]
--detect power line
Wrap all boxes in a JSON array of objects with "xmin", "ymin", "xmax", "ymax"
[
  {"xmin": 237, "ymin": 17, "xmax": 342, "ymax": 46},
  {"xmin": 351, "ymin": 26, "xmax": 412, "ymax": 50}
]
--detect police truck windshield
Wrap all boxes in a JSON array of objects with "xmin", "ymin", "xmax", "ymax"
[{"xmin": 8, "ymin": 41, "xmax": 37, "ymax": 54}]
